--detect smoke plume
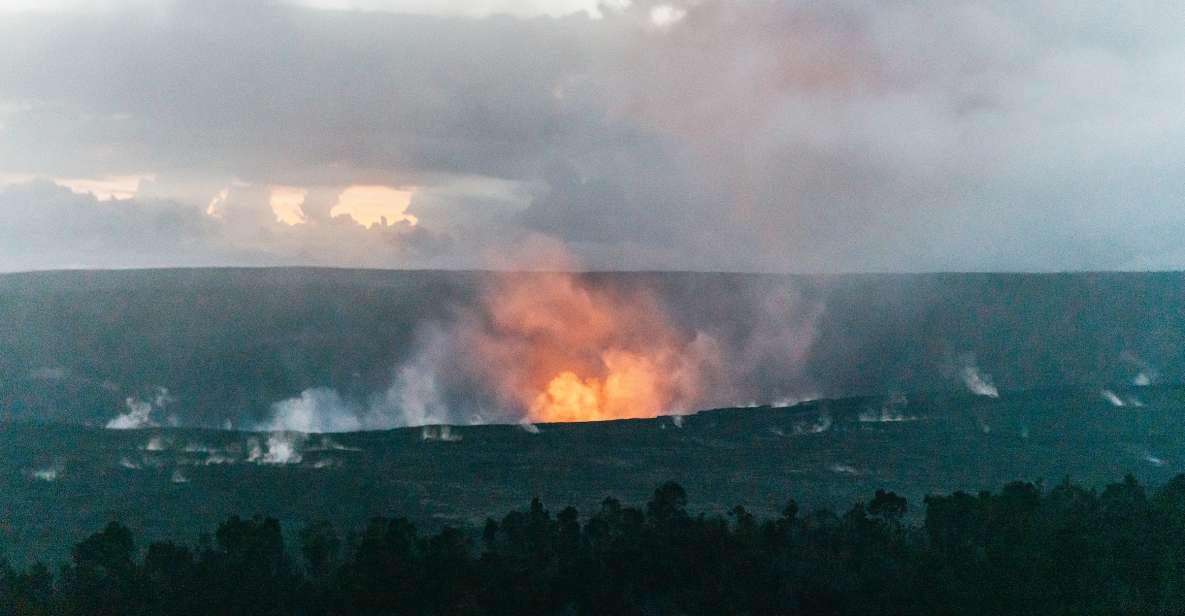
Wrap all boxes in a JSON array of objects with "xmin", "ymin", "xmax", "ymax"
[{"xmin": 257, "ymin": 271, "xmax": 820, "ymax": 430}]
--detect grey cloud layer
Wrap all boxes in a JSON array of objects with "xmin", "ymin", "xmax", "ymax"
[
  {"xmin": 2, "ymin": 0, "xmax": 1183, "ymax": 272},
  {"xmin": 0, "ymin": 181, "xmax": 444, "ymax": 271}
]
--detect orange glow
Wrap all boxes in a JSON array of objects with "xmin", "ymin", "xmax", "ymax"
[
  {"xmin": 533, "ymin": 371, "xmax": 600, "ymax": 422},
  {"xmin": 466, "ymin": 272, "xmax": 717, "ymax": 423},
  {"xmin": 530, "ymin": 350, "xmax": 667, "ymax": 422}
]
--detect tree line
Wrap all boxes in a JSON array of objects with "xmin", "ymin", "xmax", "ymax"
[{"xmin": 6, "ymin": 474, "xmax": 1185, "ymax": 615}]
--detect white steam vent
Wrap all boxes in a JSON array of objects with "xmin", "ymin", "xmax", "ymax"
[
  {"xmin": 106, "ymin": 387, "xmax": 175, "ymax": 430},
  {"xmin": 960, "ymin": 366, "xmax": 999, "ymax": 398},
  {"xmin": 421, "ymin": 425, "xmax": 462, "ymax": 442},
  {"xmin": 792, "ymin": 412, "xmax": 832, "ymax": 435},
  {"xmin": 262, "ymin": 433, "xmax": 305, "ymax": 464},
  {"xmin": 1144, "ymin": 453, "xmax": 1166, "ymax": 467},
  {"xmin": 143, "ymin": 435, "xmax": 169, "ymax": 451},
  {"xmin": 245, "ymin": 434, "xmax": 305, "ymax": 464},
  {"xmin": 828, "ymin": 463, "xmax": 859, "ymax": 475},
  {"xmin": 1101, "ymin": 390, "xmax": 1125, "ymax": 407},
  {"xmin": 29, "ymin": 467, "xmax": 59, "ymax": 482},
  {"xmin": 859, "ymin": 392, "xmax": 917, "ymax": 423}
]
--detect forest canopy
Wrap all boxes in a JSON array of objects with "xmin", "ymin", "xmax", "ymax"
[{"xmin": 6, "ymin": 474, "xmax": 1185, "ymax": 615}]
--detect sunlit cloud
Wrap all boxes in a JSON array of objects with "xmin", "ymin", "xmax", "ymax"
[
  {"xmin": 205, "ymin": 187, "xmax": 230, "ymax": 219},
  {"xmin": 1, "ymin": 173, "xmax": 152, "ymax": 201},
  {"xmin": 269, "ymin": 185, "xmax": 309, "ymax": 225},
  {"xmin": 330, "ymin": 185, "xmax": 417, "ymax": 227},
  {"xmin": 54, "ymin": 174, "xmax": 153, "ymax": 201}
]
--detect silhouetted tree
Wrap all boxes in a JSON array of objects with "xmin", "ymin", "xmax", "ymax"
[
  {"xmin": 0, "ymin": 559, "xmax": 52, "ymax": 616},
  {"xmin": 202, "ymin": 516, "xmax": 296, "ymax": 615},
  {"xmin": 10, "ymin": 474, "xmax": 1185, "ymax": 615},
  {"xmin": 60, "ymin": 521, "xmax": 142, "ymax": 616},
  {"xmin": 142, "ymin": 541, "xmax": 199, "ymax": 616},
  {"xmin": 300, "ymin": 520, "xmax": 341, "ymax": 580}
]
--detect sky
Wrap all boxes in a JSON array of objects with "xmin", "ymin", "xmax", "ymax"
[{"xmin": 1, "ymin": 0, "xmax": 1184, "ymax": 273}]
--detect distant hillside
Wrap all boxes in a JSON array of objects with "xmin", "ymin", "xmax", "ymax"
[
  {"xmin": 1, "ymin": 268, "xmax": 1182, "ymax": 427},
  {"xmin": 2, "ymin": 385, "xmax": 1182, "ymax": 565}
]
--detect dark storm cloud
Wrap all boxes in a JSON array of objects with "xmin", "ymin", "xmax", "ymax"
[{"xmin": 0, "ymin": 0, "xmax": 1183, "ymax": 272}]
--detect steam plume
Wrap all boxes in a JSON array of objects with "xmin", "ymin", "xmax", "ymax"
[
  {"xmin": 106, "ymin": 387, "xmax": 174, "ymax": 429},
  {"xmin": 960, "ymin": 365, "xmax": 999, "ymax": 398}
]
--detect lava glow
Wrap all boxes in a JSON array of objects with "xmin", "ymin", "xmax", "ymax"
[
  {"xmin": 530, "ymin": 350, "xmax": 667, "ymax": 422},
  {"xmin": 467, "ymin": 272, "xmax": 717, "ymax": 423}
]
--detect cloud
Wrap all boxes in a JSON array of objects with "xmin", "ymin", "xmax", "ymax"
[
  {"xmin": 1, "ymin": 1, "xmax": 1184, "ymax": 272},
  {"xmin": 289, "ymin": 0, "xmax": 613, "ymax": 19},
  {"xmin": 0, "ymin": 180, "xmax": 448, "ymax": 272},
  {"xmin": 518, "ymin": 162, "xmax": 666, "ymax": 244},
  {"xmin": 0, "ymin": 181, "xmax": 231, "ymax": 271}
]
